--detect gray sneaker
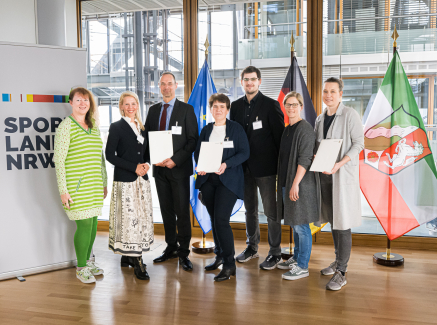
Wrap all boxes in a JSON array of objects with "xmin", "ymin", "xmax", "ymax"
[
  {"xmin": 282, "ymin": 265, "xmax": 309, "ymax": 280},
  {"xmin": 320, "ymin": 261, "xmax": 347, "ymax": 275},
  {"xmin": 277, "ymin": 257, "xmax": 298, "ymax": 270},
  {"xmin": 236, "ymin": 247, "xmax": 259, "ymax": 263},
  {"xmin": 321, "ymin": 261, "xmax": 337, "ymax": 275},
  {"xmin": 326, "ymin": 271, "xmax": 347, "ymax": 291},
  {"xmin": 259, "ymin": 255, "xmax": 281, "ymax": 270}
]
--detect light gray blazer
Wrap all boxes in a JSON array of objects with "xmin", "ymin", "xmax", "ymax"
[{"xmin": 314, "ymin": 102, "xmax": 364, "ymax": 230}]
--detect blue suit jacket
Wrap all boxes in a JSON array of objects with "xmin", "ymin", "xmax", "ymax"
[{"xmin": 194, "ymin": 119, "xmax": 250, "ymax": 199}]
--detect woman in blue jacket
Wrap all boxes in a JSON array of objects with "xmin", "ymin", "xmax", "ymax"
[{"xmin": 194, "ymin": 93, "xmax": 250, "ymax": 282}]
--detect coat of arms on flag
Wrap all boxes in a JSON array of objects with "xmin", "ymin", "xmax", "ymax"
[
  {"xmin": 360, "ymin": 50, "xmax": 437, "ymax": 241},
  {"xmin": 363, "ymin": 105, "xmax": 431, "ymax": 175}
]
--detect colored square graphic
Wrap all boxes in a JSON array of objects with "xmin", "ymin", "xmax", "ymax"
[
  {"xmin": 26, "ymin": 94, "xmax": 69, "ymax": 103},
  {"xmin": 2, "ymin": 94, "xmax": 11, "ymax": 102}
]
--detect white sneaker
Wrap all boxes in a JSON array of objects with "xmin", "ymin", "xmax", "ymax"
[
  {"xmin": 282, "ymin": 265, "xmax": 309, "ymax": 281},
  {"xmin": 76, "ymin": 267, "xmax": 96, "ymax": 284},
  {"xmin": 86, "ymin": 261, "xmax": 104, "ymax": 275},
  {"xmin": 277, "ymin": 257, "xmax": 298, "ymax": 270}
]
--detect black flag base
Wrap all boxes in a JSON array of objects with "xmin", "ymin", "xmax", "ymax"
[
  {"xmin": 192, "ymin": 234, "xmax": 214, "ymax": 254},
  {"xmin": 281, "ymin": 246, "xmax": 294, "ymax": 261},
  {"xmin": 373, "ymin": 238, "xmax": 404, "ymax": 266},
  {"xmin": 373, "ymin": 250, "xmax": 404, "ymax": 266}
]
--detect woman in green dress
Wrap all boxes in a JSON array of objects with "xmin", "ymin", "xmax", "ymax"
[{"xmin": 54, "ymin": 87, "xmax": 108, "ymax": 284}]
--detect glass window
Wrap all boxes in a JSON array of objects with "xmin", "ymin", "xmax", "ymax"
[
  {"xmin": 198, "ymin": 1, "xmax": 308, "ymax": 223},
  {"xmin": 323, "ymin": 0, "xmax": 437, "ymax": 237},
  {"xmin": 83, "ymin": 10, "xmax": 184, "ymax": 222}
]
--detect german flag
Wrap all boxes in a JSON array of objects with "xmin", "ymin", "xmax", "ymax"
[{"xmin": 277, "ymin": 56, "xmax": 316, "ymax": 127}]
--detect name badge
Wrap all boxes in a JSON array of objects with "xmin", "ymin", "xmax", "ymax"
[
  {"xmin": 137, "ymin": 135, "xmax": 145, "ymax": 144},
  {"xmin": 172, "ymin": 122, "xmax": 182, "ymax": 135},
  {"xmin": 223, "ymin": 141, "xmax": 234, "ymax": 148},
  {"xmin": 253, "ymin": 120, "xmax": 262, "ymax": 130}
]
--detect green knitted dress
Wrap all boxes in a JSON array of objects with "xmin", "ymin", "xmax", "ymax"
[{"xmin": 54, "ymin": 116, "xmax": 107, "ymax": 220}]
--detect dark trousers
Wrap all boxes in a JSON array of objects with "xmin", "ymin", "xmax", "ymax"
[
  {"xmin": 200, "ymin": 174, "xmax": 238, "ymax": 268},
  {"xmin": 155, "ymin": 167, "xmax": 191, "ymax": 257},
  {"xmin": 244, "ymin": 169, "xmax": 282, "ymax": 256}
]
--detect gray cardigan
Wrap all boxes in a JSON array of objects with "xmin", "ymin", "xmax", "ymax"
[
  {"xmin": 276, "ymin": 119, "xmax": 319, "ymax": 226},
  {"xmin": 314, "ymin": 103, "xmax": 364, "ymax": 230}
]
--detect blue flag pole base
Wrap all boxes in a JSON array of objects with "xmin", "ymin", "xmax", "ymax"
[{"xmin": 192, "ymin": 233, "xmax": 215, "ymax": 254}]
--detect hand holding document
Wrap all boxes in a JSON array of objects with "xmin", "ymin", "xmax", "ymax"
[
  {"xmin": 149, "ymin": 131, "xmax": 173, "ymax": 165},
  {"xmin": 310, "ymin": 139, "xmax": 343, "ymax": 173},
  {"xmin": 196, "ymin": 142, "xmax": 224, "ymax": 173}
]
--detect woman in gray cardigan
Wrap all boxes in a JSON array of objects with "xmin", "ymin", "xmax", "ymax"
[
  {"xmin": 275, "ymin": 91, "xmax": 318, "ymax": 281},
  {"xmin": 315, "ymin": 77, "xmax": 364, "ymax": 291}
]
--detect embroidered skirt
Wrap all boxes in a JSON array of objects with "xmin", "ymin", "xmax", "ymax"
[{"xmin": 109, "ymin": 177, "xmax": 154, "ymax": 256}]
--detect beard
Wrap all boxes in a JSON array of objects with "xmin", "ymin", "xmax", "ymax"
[{"xmin": 245, "ymin": 88, "xmax": 258, "ymax": 95}]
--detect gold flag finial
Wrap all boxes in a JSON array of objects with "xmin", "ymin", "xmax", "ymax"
[
  {"xmin": 392, "ymin": 25, "xmax": 399, "ymax": 48},
  {"xmin": 290, "ymin": 31, "xmax": 295, "ymax": 52},
  {"xmin": 204, "ymin": 36, "xmax": 210, "ymax": 57}
]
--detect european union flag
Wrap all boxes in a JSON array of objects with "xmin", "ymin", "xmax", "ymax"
[
  {"xmin": 188, "ymin": 60, "xmax": 216, "ymax": 234},
  {"xmin": 188, "ymin": 60, "xmax": 244, "ymax": 234}
]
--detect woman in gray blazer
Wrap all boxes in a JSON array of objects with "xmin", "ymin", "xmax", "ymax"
[
  {"xmin": 275, "ymin": 91, "xmax": 318, "ymax": 281},
  {"xmin": 314, "ymin": 77, "xmax": 364, "ymax": 291}
]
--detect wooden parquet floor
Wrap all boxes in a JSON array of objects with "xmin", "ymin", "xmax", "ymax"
[{"xmin": 1, "ymin": 232, "xmax": 437, "ymax": 325}]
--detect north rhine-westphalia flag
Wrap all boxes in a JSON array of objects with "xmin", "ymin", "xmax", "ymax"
[
  {"xmin": 360, "ymin": 50, "xmax": 437, "ymax": 240},
  {"xmin": 188, "ymin": 60, "xmax": 243, "ymax": 234},
  {"xmin": 277, "ymin": 56, "xmax": 317, "ymax": 127}
]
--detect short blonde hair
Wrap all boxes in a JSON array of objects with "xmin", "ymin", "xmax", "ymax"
[
  {"xmin": 283, "ymin": 91, "xmax": 304, "ymax": 107},
  {"xmin": 119, "ymin": 91, "xmax": 145, "ymax": 131}
]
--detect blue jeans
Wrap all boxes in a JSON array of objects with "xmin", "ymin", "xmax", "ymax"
[{"xmin": 282, "ymin": 187, "xmax": 312, "ymax": 269}]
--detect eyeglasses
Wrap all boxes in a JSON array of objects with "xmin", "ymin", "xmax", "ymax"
[
  {"xmin": 242, "ymin": 78, "xmax": 259, "ymax": 82},
  {"xmin": 284, "ymin": 103, "xmax": 301, "ymax": 108}
]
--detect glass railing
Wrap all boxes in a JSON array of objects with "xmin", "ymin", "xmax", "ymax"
[
  {"xmin": 238, "ymin": 34, "xmax": 306, "ymax": 60},
  {"xmin": 238, "ymin": 28, "xmax": 437, "ymax": 60},
  {"xmin": 323, "ymin": 28, "xmax": 437, "ymax": 56}
]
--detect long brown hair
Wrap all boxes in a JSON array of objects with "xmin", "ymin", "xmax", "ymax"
[{"xmin": 69, "ymin": 87, "xmax": 97, "ymax": 129}]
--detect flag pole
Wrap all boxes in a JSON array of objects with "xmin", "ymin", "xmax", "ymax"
[
  {"xmin": 281, "ymin": 31, "xmax": 296, "ymax": 261},
  {"xmin": 192, "ymin": 35, "xmax": 215, "ymax": 255},
  {"xmin": 373, "ymin": 25, "xmax": 404, "ymax": 266}
]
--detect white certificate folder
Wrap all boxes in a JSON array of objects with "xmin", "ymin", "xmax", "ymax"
[
  {"xmin": 197, "ymin": 142, "xmax": 224, "ymax": 173},
  {"xmin": 310, "ymin": 139, "xmax": 343, "ymax": 173},
  {"xmin": 149, "ymin": 131, "xmax": 173, "ymax": 164}
]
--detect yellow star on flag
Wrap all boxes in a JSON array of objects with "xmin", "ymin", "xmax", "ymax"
[{"xmin": 201, "ymin": 114, "xmax": 206, "ymax": 120}]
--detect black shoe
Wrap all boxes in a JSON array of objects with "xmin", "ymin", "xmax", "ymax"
[
  {"xmin": 205, "ymin": 256, "xmax": 223, "ymax": 271},
  {"xmin": 153, "ymin": 250, "xmax": 178, "ymax": 263},
  {"xmin": 133, "ymin": 256, "xmax": 150, "ymax": 280},
  {"xmin": 259, "ymin": 255, "xmax": 282, "ymax": 270},
  {"xmin": 214, "ymin": 267, "xmax": 236, "ymax": 282},
  {"xmin": 179, "ymin": 257, "xmax": 193, "ymax": 271},
  {"xmin": 236, "ymin": 246, "xmax": 259, "ymax": 263},
  {"xmin": 121, "ymin": 255, "xmax": 135, "ymax": 267}
]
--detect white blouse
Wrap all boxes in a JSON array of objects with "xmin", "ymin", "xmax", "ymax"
[
  {"xmin": 123, "ymin": 116, "xmax": 141, "ymax": 136},
  {"xmin": 209, "ymin": 124, "xmax": 226, "ymax": 143},
  {"xmin": 122, "ymin": 117, "xmax": 150, "ymax": 167}
]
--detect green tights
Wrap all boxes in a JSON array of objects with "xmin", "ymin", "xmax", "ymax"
[{"xmin": 74, "ymin": 217, "xmax": 98, "ymax": 267}]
